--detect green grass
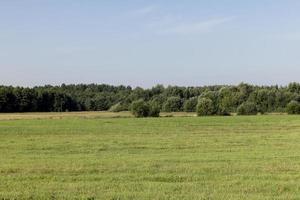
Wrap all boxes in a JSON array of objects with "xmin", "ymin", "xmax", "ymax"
[{"xmin": 1, "ymin": 114, "xmax": 300, "ymax": 199}]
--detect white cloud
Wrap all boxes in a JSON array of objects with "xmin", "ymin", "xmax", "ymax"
[{"xmin": 156, "ymin": 17, "xmax": 235, "ymax": 35}]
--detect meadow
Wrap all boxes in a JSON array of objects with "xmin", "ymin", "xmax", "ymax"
[{"xmin": 1, "ymin": 112, "xmax": 300, "ymax": 199}]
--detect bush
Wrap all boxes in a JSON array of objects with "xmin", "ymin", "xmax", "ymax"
[
  {"xmin": 109, "ymin": 102, "xmax": 127, "ymax": 112},
  {"xmin": 196, "ymin": 98, "xmax": 214, "ymax": 116},
  {"xmin": 86, "ymin": 95, "xmax": 111, "ymax": 111},
  {"xmin": 286, "ymin": 101, "xmax": 300, "ymax": 114},
  {"xmin": 237, "ymin": 102, "xmax": 258, "ymax": 115},
  {"xmin": 150, "ymin": 95, "xmax": 165, "ymax": 110},
  {"xmin": 162, "ymin": 96, "xmax": 183, "ymax": 112},
  {"xmin": 183, "ymin": 97, "xmax": 198, "ymax": 112},
  {"xmin": 217, "ymin": 107, "xmax": 231, "ymax": 116},
  {"xmin": 130, "ymin": 100, "xmax": 160, "ymax": 118},
  {"xmin": 148, "ymin": 102, "xmax": 160, "ymax": 117},
  {"xmin": 199, "ymin": 91, "xmax": 219, "ymax": 113},
  {"xmin": 130, "ymin": 100, "xmax": 150, "ymax": 117}
]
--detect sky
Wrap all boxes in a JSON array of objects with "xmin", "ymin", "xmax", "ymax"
[{"xmin": 1, "ymin": 0, "xmax": 300, "ymax": 88}]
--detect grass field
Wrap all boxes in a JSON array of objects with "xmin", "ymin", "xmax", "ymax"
[{"xmin": 1, "ymin": 112, "xmax": 300, "ymax": 199}]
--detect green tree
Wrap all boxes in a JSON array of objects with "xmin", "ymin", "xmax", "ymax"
[
  {"xmin": 2, "ymin": 82, "xmax": 300, "ymax": 114},
  {"xmin": 197, "ymin": 98, "xmax": 214, "ymax": 116},
  {"xmin": 237, "ymin": 102, "xmax": 258, "ymax": 115},
  {"xmin": 249, "ymin": 89, "xmax": 269, "ymax": 114},
  {"xmin": 183, "ymin": 97, "xmax": 198, "ymax": 112},
  {"xmin": 199, "ymin": 91, "xmax": 219, "ymax": 114},
  {"xmin": 130, "ymin": 100, "xmax": 150, "ymax": 117},
  {"xmin": 288, "ymin": 82, "xmax": 300, "ymax": 93},
  {"xmin": 218, "ymin": 87, "xmax": 238, "ymax": 114},
  {"xmin": 286, "ymin": 101, "xmax": 300, "ymax": 114},
  {"xmin": 148, "ymin": 101, "xmax": 160, "ymax": 117},
  {"xmin": 150, "ymin": 95, "xmax": 165, "ymax": 110},
  {"xmin": 162, "ymin": 96, "xmax": 183, "ymax": 112},
  {"xmin": 90, "ymin": 94, "xmax": 111, "ymax": 111},
  {"xmin": 109, "ymin": 102, "xmax": 127, "ymax": 112}
]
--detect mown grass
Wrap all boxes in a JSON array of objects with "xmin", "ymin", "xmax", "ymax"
[{"xmin": 1, "ymin": 113, "xmax": 300, "ymax": 199}]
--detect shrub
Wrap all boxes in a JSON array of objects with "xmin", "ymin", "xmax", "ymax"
[
  {"xmin": 87, "ymin": 95, "xmax": 111, "ymax": 111},
  {"xmin": 286, "ymin": 101, "xmax": 300, "ymax": 114},
  {"xmin": 109, "ymin": 102, "xmax": 127, "ymax": 112},
  {"xmin": 130, "ymin": 100, "xmax": 150, "ymax": 117},
  {"xmin": 183, "ymin": 97, "xmax": 198, "ymax": 112},
  {"xmin": 237, "ymin": 102, "xmax": 258, "ymax": 115},
  {"xmin": 199, "ymin": 91, "xmax": 219, "ymax": 112},
  {"xmin": 196, "ymin": 98, "xmax": 214, "ymax": 116},
  {"xmin": 148, "ymin": 101, "xmax": 160, "ymax": 117},
  {"xmin": 150, "ymin": 95, "xmax": 165, "ymax": 110},
  {"xmin": 162, "ymin": 96, "xmax": 183, "ymax": 112},
  {"xmin": 217, "ymin": 107, "xmax": 231, "ymax": 116}
]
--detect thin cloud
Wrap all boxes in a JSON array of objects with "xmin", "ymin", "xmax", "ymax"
[
  {"xmin": 156, "ymin": 17, "xmax": 235, "ymax": 35},
  {"xmin": 129, "ymin": 6, "xmax": 157, "ymax": 17},
  {"xmin": 270, "ymin": 32, "xmax": 300, "ymax": 41}
]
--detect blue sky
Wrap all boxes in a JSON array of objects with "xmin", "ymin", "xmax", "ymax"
[{"xmin": 1, "ymin": 0, "xmax": 300, "ymax": 87}]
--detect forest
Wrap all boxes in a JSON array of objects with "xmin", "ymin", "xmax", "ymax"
[{"xmin": 1, "ymin": 82, "xmax": 300, "ymax": 115}]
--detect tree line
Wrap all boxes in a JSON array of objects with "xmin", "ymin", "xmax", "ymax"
[{"xmin": 1, "ymin": 83, "xmax": 300, "ymax": 115}]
